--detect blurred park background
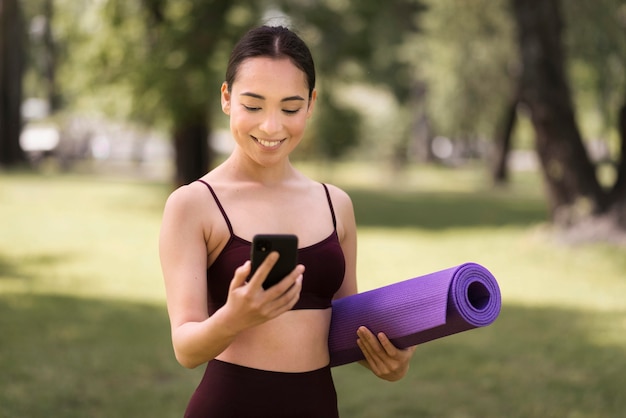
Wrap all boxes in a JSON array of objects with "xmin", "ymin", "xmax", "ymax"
[{"xmin": 1, "ymin": 0, "xmax": 626, "ymax": 417}]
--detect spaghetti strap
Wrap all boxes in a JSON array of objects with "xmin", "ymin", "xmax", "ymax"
[
  {"xmin": 321, "ymin": 183, "xmax": 337, "ymax": 229},
  {"xmin": 196, "ymin": 180, "xmax": 234, "ymax": 236}
]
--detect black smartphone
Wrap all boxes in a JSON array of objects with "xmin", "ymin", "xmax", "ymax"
[{"xmin": 250, "ymin": 234, "xmax": 298, "ymax": 289}]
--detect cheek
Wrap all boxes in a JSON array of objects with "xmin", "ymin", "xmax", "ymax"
[
  {"xmin": 230, "ymin": 111, "xmax": 254, "ymax": 132},
  {"xmin": 288, "ymin": 114, "xmax": 309, "ymax": 135}
]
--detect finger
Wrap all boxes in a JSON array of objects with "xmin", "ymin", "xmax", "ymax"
[
  {"xmin": 357, "ymin": 327, "xmax": 384, "ymax": 368},
  {"xmin": 264, "ymin": 264, "xmax": 305, "ymax": 298},
  {"xmin": 287, "ymin": 275, "xmax": 303, "ymax": 307},
  {"xmin": 267, "ymin": 274, "xmax": 303, "ymax": 316},
  {"xmin": 376, "ymin": 332, "xmax": 399, "ymax": 357},
  {"xmin": 247, "ymin": 251, "xmax": 280, "ymax": 289},
  {"xmin": 357, "ymin": 336, "xmax": 386, "ymax": 375},
  {"xmin": 229, "ymin": 260, "xmax": 252, "ymax": 290},
  {"xmin": 357, "ymin": 326, "xmax": 382, "ymax": 350},
  {"xmin": 267, "ymin": 269, "xmax": 304, "ymax": 311}
]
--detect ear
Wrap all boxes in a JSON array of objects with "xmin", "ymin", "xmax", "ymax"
[
  {"xmin": 221, "ymin": 82, "xmax": 231, "ymax": 115},
  {"xmin": 306, "ymin": 89, "xmax": 317, "ymax": 119}
]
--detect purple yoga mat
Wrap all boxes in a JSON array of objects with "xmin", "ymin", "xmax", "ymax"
[{"xmin": 328, "ymin": 262, "xmax": 501, "ymax": 367}]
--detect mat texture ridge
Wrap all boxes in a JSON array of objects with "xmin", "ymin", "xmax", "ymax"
[{"xmin": 328, "ymin": 262, "xmax": 501, "ymax": 367}]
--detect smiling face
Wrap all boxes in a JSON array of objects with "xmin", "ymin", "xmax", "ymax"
[{"xmin": 221, "ymin": 57, "xmax": 317, "ymax": 167}]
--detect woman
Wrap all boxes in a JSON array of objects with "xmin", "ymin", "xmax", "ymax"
[{"xmin": 159, "ymin": 25, "xmax": 416, "ymax": 418}]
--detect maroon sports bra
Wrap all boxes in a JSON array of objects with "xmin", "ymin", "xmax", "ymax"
[{"xmin": 197, "ymin": 180, "xmax": 346, "ymax": 314}]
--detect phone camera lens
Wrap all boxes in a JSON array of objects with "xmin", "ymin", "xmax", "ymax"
[{"xmin": 257, "ymin": 240, "xmax": 271, "ymax": 252}]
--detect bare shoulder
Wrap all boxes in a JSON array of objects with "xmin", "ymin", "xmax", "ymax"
[
  {"xmin": 322, "ymin": 183, "xmax": 356, "ymax": 239},
  {"xmin": 164, "ymin": 179, "xmax": 226, "ymax": 220},
  {"xmin": 161, "ymin": 179, "xmax": 232, "ymax": 258},
  {"xmin": 164, "ymin": 182, "xmax": 204, "ymax": 213},
  {"xmin": 323, "ymin": 183, "xmax": 354, "ymax": 212},
  {"xmin": 161, "ymin": 181, "xmax": 217, "ymax": 240}
]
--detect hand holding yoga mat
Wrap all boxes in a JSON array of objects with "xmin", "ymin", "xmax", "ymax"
[{"xmin": 328, "ymin": 262, "xmax": 501, "ymax": 367}]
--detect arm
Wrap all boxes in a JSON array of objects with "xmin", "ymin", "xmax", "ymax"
[
  {"xmin": 159, "ymin": 184, "xmax": 303, "ymax": 369},
  {"xmin": 329, "ymin": 185, "xmax": 416, "ymax": 382}
]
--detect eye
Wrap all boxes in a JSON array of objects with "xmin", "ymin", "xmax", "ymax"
[
  {"xmin": 243, "ymin": 105, "xmax": 261, "ymax": 112},
  {"xmin": 283, "ymin": 109, "xmax": 301, "ymax": 115}
]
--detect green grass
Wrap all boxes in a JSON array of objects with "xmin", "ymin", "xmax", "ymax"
[{"xmin": 1, "ymin": 167, "xmax": 625, "ymax": 417}]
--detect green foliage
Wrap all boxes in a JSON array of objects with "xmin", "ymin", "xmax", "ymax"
[
  {"xmin": 563, "ymin": 0, "xmax": 626, "ymax": 146},
  {"xmin": 278, "ymin": 0, "xmax": 427, "ymax": 160},
  {"xmin": 23, "ymin": 0, "xmax": 626, "ymax": 166},
  {"xmin": 48, "ymin": 0, "xmax": 262, "ymax": 128},
  {"xmin": 414, "ymin": 0, "xmax": 516, "ymax": 139},
  {"xmin": 310, "ymin": 94, "xmax": 361, "ymax": 159},
  {"xmin": 44, "ymin": 0, "xmax": 426, "ymax": 160},
  {"xmin": 21, "ymin": 0, "xmax": 48, "ymax": 100}
]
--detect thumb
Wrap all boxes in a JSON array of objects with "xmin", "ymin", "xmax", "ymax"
[{"xmin": 229, "ymin": 260, "xmax": 251, "ymax": 290}]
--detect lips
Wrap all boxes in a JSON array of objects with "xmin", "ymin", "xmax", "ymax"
[{"xmin": 252, "ymin": 136, "xmax": 285, "ymax": 148}]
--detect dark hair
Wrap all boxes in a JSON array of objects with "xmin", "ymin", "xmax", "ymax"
[{"xmin": 225, "ymin": 26, "xmax": 316, "ymax": 99}]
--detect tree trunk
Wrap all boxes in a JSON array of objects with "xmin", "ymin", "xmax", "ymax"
[
  {"xmin": 491, "ymin": 87, "xmax": 519, "ymax": 184},
  {"xmin": 172, "ymin": 109, "xmax": 211, "ymax": 187},
  {"xmin": 0, "ymin": 0, "xmax": 26, "ymax": 167},
  {"xmin": 511, "ymin": 0, "xmax": 608, "ymax": 224}
]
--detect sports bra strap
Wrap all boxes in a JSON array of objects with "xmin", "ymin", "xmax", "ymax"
[
  {"xmin": 198, "ymin": 179, "xmax": 336, "ymax": 234},
  {"xmin": 196, "ymin": 179, "xmax": 234, "ymax": 236},
  {"xmin": 322, "ymin": 183, "xmax": 337, "ymax": 229}
]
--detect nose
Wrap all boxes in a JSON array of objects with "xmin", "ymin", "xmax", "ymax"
[{"xmin": 259, "ymin": 111, "xmax": 282, "ymax": 136}]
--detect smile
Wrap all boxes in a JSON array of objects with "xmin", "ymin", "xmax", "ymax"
[{"xmin": 252, "ymin": 136, "xmax": 286, "ymax": 148}]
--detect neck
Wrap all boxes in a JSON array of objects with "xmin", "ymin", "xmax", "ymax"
[{"xmin": 222, "ymin": 150, "xmax": 297, "ymax": 186}]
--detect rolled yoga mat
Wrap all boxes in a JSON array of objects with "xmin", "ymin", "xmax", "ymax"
[{"xmin": 328, "ymin": 262, "xmax": 501, "ymax": 367}]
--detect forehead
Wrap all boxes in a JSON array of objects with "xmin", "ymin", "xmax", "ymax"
[{"xmin": 232, "ymin": 57, "xmax": 309, "ymax": 96}]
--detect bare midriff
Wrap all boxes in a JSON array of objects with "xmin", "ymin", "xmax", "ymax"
[{"xmin": 215, "ymin": 308, "xmax": 332, "ymax": 372}]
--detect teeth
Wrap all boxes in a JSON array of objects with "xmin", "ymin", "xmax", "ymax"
[{"xmin": 256, "ymin": 137, "xmax": 283, "ymax": 147}]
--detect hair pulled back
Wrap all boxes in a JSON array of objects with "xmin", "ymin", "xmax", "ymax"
[{"xmin": 225, "ymin": 26, "xmax": 316, "ymax": 99}]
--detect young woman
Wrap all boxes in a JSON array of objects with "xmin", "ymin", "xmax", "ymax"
[{"xmin": 159, "ymin": 25, "xmax": 416, "ymax": 418}]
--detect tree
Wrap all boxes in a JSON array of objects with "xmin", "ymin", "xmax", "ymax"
[
  {"xmin": 490, "ymin": 78, "xmax": 521, "ymax": 184},
  {"xmin": 48, "ymin": 0, "xmax": 262, "ymax": 185},
  {"xmin": 0, "ymin": 0, "xmax": 26, "ymax": 167},
  {"xmin": 44, "ymin": 1, "xmax": 430, "ymax": 179},
  {"xmin": 40, "ymin": 0, "xmax": 58, "ymax": 112},
  {"xmin": 562, "ymin": 0, "xmax": 626, "ymax": 213},
  {"xmin": 103, "ymin": 0, "xmax": 263, "ymax": 186},
  {"xmin": 415, "ymin": 0, "xmax": 517, "ymax": 164},
  {"xmin": 511, "ymin": 0, "xmax": 626, "ymax": 231},
  {"xmin": 278, "ymin": 0, "xmax": 427, "ymax": 162},
  {"xmin": 563, "ymin": 0, "xmax": 626, "ymax": 144}
]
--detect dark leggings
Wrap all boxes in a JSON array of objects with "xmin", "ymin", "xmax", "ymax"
[{"xmin": 184, "ymin": 359, "xmax": 339, "ymax": 418}]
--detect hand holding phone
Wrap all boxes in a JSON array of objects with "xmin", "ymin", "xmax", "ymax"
[{"xmin": 250, "ymin": 234, "xmax": 298, "ymax": 289}]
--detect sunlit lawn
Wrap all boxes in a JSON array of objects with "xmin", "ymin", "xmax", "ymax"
[{"xmin": 1, "ymin": 164, "xmax": 625, "ymax": 417}]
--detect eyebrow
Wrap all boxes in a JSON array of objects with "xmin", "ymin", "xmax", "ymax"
[{"xmin": 240, "ymin": 92, "xmax": 305, "ymax": 102}]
